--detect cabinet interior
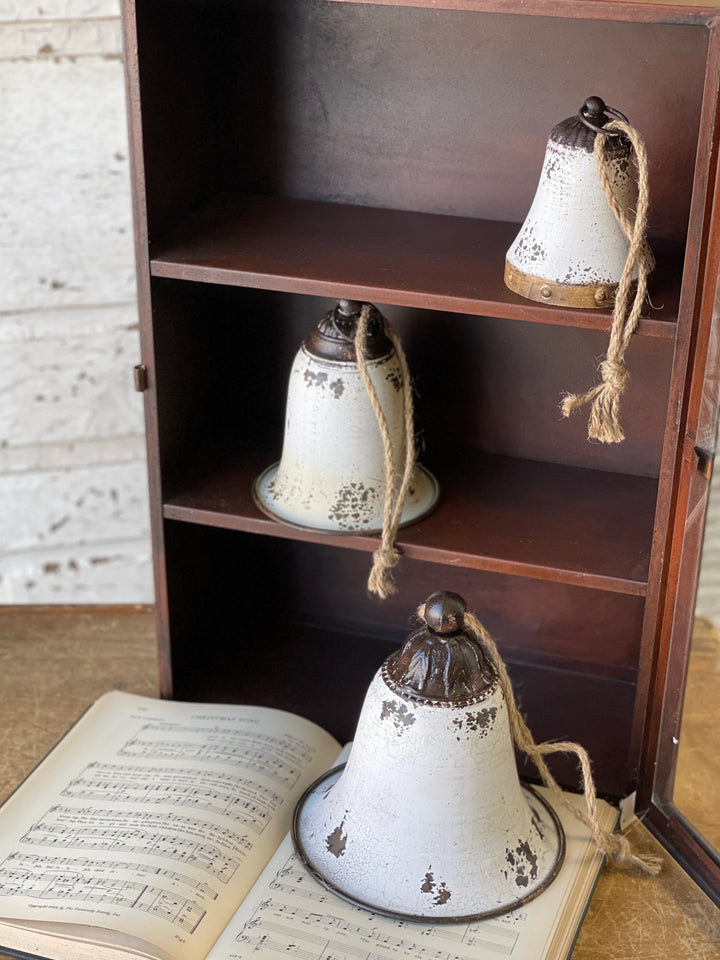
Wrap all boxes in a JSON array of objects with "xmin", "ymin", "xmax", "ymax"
[{"xmin": 127, "ymin": 0, "xmax": 718, "ymax": 801}]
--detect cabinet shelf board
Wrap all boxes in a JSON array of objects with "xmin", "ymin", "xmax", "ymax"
[
  {"xmin": 163, "ymin": 451, "xmax": 656, "ymax": 595},
  {"xmin": 323, "ymin": 0, "xmax": 719, "ymax": 25},
  {"xmin": 150, "ymin": 195, "xmax": 680, "ymax": 339}
]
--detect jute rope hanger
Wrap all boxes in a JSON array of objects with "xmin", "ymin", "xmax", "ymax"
[
  {"xmin": 354, "ymin": 305, "xmax": 417, "ymax": 599},
  {"xmin": 415, "ymin": 600, "xmax": 663, "ymax": 876},
  {"xmin": 561, "ymin": 118, "xmax": 655, "ymax": 443}
]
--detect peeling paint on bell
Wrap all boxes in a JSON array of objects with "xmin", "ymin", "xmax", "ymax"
[
  {"xmin": 505, "ymin": 97, "xmax": 637, "ymax": 309},
  {"xmin": 292, "ymin": 591, "xmax": 564, "ymax": 921},
  {"xmin": 253, "ymin": 300, "xmax": 438, "ymax": 533}
]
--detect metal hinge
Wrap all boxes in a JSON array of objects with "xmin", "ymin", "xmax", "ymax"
[
  {"xmin": 694, "ymin": 445, "xmax": 714, "ymax": 480},
  {"xmin": 133, "ymin": 363, "xmax": 148, "ymax": 392}
]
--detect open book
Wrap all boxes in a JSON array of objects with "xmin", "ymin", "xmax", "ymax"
[{"xmin": 0, "ymin": 692, "xmax": 616, "ymax": 960}]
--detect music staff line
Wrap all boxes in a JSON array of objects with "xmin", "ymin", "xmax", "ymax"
[
  {"xmin": 0, "ymin": 852, "xmax": 218, "ymax": 901},
  {"xmin": 128, "ymin": 724, "xmax": 317, "ymax": 766},
  {"xmin": 118, "ymin": 724, "xmax": 316, "ymax": 788},
  {"xmin": 243, "ymin": 910, "xmax": 517, "ymax": 960},
  {"xmin": 73, "ymin": 762, "xmax": 282, "ymax": 808},
  {"xmin": 119, "ymin": 738, "xmax": 301, "ymax": 789},
  {"xmin": 62, "ymin": 770, "xmax": 276, "ymax": 835},
  {"xmin": 243, "ymin": 858, "xmax": 520, "ymax": 959},
  {"xmin": 262, "ymin": 901, "xmax": 518, "ymax": 951},
  {"xmin": 238, "ymin": 928, "xmax": 495, "ymax": 960},
  {"xmin": 32, "ymin": 805, "xmax": 252, "ymax": 857},
  {"xmin": 20, "ymin": 822, "xmax": 242, "ymax": 884},
  {"xmin": 0, "ymin": 869, "xmax": 206, "ymax": 934}
]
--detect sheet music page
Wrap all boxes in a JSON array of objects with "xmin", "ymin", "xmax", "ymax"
[
  {"xmin": 0, "ymin": 691, "xmax": 341, "ymax": 960},
  {"xmin": 206, "ymin": 791, "xmax": 610, "ymax": 960}
]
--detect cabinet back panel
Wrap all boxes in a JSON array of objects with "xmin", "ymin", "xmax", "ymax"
[
  {"xmin": 163, "ymin": 521, "xmax": 638, "ymax": 796},
  {"xmin": 389, "ymin": 307, "xmax": 673, "ymax": 476},
  {"xmin": 245, "ymin": 536, "xmax": 645, "ymax": 679},
  {"xmin": 149, "ymin": 283, "xmax": 671, "ymax": 482},
  {"xmin": 135, "ymin": 0, "xmax": 706, "ymax": 241}
]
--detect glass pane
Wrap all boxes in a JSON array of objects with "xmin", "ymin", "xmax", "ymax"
[{"xmin": 673, "ymin": 450, "xmax": 720, "ymax": 852}]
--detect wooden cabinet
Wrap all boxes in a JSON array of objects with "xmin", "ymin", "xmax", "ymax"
[{"xmin": 121, "ymin": 0, "xmax": 720, "ymax": 897}]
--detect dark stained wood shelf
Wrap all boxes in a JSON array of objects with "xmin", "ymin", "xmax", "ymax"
[
  {"xmin": 163, "ymin": 450, "xmax": 657, "ymax": 595},
  {"xmin": 325, "ymin": 0, "xmax": 720, "ymax": 25},
  {"xmin": 150, "ymin": 194, "xmax": 681, "ymax": 338}
]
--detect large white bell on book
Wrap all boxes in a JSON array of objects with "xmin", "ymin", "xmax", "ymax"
[
  {"xmin": 292, "ymin": 591, "xmax": 565, "ymax": 921},
  {"xmin": 253, "ymin": 299, "xmax": 438, "ymax": 533},
  {"xmin": 505, "ymin": 96, "xmax": 637, "ymax": 309}
]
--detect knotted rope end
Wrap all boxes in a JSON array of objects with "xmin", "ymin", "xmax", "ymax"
[
  {"xmin": 619, "ymin": 852, "xmax": 664, "ymax": 876},
  {"xmin": 604, "ymin": 832, "xmax": 663, "ymax": 875},
  {"xmin": 560, "ymin": 359, "xmax": 630, "ymax": 443},
  {"xmin": 588, "ymin": 417, "xmax": 626, "ymax": 444},
  {"xmin": 368, "ymin": 545, "xmax": 401, "ymax": 599}
]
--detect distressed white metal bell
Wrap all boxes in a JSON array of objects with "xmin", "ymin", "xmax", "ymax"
[
  {"xmin": 253, "ymin": 299, "xmax": 438, "ymax": 533},
  {"xmin": 292, "ymin": 591, "xmax": 565, "ymax": 922},
  {"xmin": 505, "ymin": 96, "xmax": 637, "ymax": 308}
]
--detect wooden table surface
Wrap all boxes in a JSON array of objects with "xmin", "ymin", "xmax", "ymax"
[{"xmin": 0, "ymin": 605, "xmax": 718, "ymax": 960}]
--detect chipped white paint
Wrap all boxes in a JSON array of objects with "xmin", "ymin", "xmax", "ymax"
[
  {"xmin": 0, "ymin": 539, "xmax": 152, "ymax": 604},
  {"xmin": 0, "ymin": 462, "xmax": 150, "ymax": 552},
  {"xmin": 294, "ymin": 670, "xmax": 563, "ymax": 920},
  {"xmin": 0, "ymin": 304, "xmax": 144, "ymax": 449},
  {"xmin": 0, "ymin": 3, "xmax": 153, "ymax": 603},
  {"xmin": 0, "ymin": 16, "xmax": 122, "ymax": 59},
  {"xmin": 0, "ymin": 2, "xmax": 120, "ymax": 24},
  {"xmin": 0, "ymin": 56, "xmax": 134, "ymax": 312},
  {"xmin": 0, "ymin": 435, "xmax": 146, "ymax": 473},
  {"xmin": 254, "ymin": 345, "xmax": 438, "ymax": 532}
]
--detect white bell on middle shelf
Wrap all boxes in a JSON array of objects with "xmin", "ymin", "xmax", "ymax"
[{"xmin": 253, "ymin": 299, "xmax": 439, "ymax": 533}]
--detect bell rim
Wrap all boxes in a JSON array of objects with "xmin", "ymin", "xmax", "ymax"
[
  {"xmin": 291, "ymin": 763, "xmax": 567, "ymax": 924},
  {"xmin": 504, "ymin": 259, "xmax": 623, "ymax": 309},
  {"xmin": 252, "ymin": 462, "xmax": 440, "ymax": 534}
]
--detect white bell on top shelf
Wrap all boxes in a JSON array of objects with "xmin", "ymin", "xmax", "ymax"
[{"xmin": 505, "ymin": 96, "xmax": 637, "ymax": 309}]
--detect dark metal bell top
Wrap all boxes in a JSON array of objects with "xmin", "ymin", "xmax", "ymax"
[
  {"xmin": 383, "ymin": 591, "xmax": 497, "ymax": 703},
  {"xmin": 549, "ymin": 95, "xmax": 631, "ymax": 158},
  {"xmin": 304, "ymin": 300, "xmax": 393, "ymax": 363}
]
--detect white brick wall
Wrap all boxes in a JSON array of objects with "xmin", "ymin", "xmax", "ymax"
[{"xmin": 0, "ymin": 1, "xmax": 153, "ymax": 603}]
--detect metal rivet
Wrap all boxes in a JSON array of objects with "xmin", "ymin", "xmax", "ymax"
[
  {"xmin": 594, "ymin": 287, "xmax": 607, "ymax": 304},
  {"xmin": 540, "ymin": 285, "xmax": 552, "ymax": 299}
]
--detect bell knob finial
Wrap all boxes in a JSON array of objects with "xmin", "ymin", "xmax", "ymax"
[
  {"xmin": 581, "ymin": 95, "xmax": 607, "ymax": 125},
  {"xmin": 336, "ymin": 298, "xmax": 363, "ymax": 317},
  {"xmin": 423, "ymin": 590, "xmax": 466, "ymax": 634},
  {"xmin": 384, "ymin": 590, "xmax": 495, "ymax": 701}
]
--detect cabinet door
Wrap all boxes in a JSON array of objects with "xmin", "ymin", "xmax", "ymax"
[{"xmin": 639, "ymin": 64, "xmax": 720, "ymax": 902}]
